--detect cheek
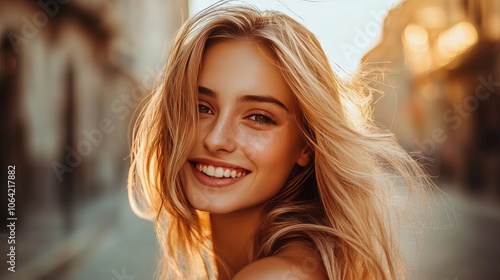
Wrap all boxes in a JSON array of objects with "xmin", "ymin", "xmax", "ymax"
[
  {"xmin": 238, "ymin": 128, "xmax": 300, "ymax": 167},
  {"xmin": 237, "ymin": 128, "xmax": 280, "ymax": 161}
]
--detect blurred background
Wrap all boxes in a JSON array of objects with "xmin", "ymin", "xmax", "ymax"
[{"xmin": 0, "ymin": 0, "xmax": 498, "ymax": 279}]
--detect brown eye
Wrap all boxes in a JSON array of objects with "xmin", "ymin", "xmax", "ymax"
[
  {"xmin": 246, "ymin": 114, "xmax": 276, "ymax": 125},
  {"xmin": 198, "ymin": 104, "xmax": 213, "ymax": 115}
]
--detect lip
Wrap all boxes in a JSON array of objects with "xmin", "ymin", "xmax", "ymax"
[{"xmin": 188, "ymin": 158, "xmax": 251, "ymax": 188}]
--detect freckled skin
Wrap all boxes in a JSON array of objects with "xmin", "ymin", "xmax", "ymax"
[{"xmin": 181, "ymin": 39, "xmax": 310, "ymax": 214}]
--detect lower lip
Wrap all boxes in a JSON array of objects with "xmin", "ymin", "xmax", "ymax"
[{"xmin": 191, "ymin": 164, "xmax": 248, "ymax": 188}]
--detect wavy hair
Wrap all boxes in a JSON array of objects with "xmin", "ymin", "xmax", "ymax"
[{"xmin": 128, "ymin": 3, "xmax": 432, "ymax": 279}]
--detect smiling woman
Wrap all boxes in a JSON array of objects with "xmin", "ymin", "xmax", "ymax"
[
  {"xmin": 127, "ymin": 3, "xmax": 432, "ymax": 280},
  {"xmin": 183, "ymin": 39, "xmax": 310, "ymax": 216}
]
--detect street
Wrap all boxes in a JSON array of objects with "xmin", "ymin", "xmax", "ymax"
[{"xmin": 49, "ymin": 187, "xmax": 500, "ymax": 280}]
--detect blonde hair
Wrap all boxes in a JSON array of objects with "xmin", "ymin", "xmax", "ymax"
[{"xmin": 128, "ymin": 3, "xmax": 432, "ymax": 279}]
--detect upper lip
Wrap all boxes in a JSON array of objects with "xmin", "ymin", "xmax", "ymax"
[{"xmin": 189, "ymin": 158, "xmax": 250, "ymax": 172}]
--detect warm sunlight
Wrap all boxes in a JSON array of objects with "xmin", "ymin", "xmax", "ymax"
[{"xmin": 189, "ymin": 0, "xmax": 404, "ymax": 78}]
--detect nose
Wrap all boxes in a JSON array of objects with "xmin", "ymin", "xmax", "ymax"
[{"xmin": 202, "ymin": 113, "xmax": 237, "ymax": 153}]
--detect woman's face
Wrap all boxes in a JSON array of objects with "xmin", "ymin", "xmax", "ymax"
[{"xmin": 181, "ymin": 39, "xmax": 310, "ymax": 214}]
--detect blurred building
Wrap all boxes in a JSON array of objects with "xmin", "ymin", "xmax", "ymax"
[
  {"xmin": 0, "ymin": 0, "xmax": 186, "ymax": 279},
  {"xmin": 364, "ymin": 0, "xmax": 500, "ymax": 198}
]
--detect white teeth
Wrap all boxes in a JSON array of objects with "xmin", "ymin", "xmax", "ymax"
[
  {"xmin": 206, "ymin": 165, "xmax": 215, "ymax": 176},
  {"xmin": 214, "ymin": 167, "xmax": 224, "ymax": 178},
  {"xmin": 195, "ymin": 163, "xmax": 247, "ymax": 179}
]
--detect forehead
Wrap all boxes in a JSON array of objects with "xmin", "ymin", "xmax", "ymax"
[
  {"xmin": 203, "ymin": 38, "xmax": 278, "ymax": 68},
  {"xmin": 198, "ymin": 39, "xmax": 296, "ymax": 111}
]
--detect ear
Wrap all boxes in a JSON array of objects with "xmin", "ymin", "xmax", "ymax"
[{"xmin": 296, "ymin": 145, "xmax": 312, "ymax": 167}]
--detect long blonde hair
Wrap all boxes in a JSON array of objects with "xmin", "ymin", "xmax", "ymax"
[{"xmin": 128, "ymin": 3, "xmax": 431, "ymax": 279}]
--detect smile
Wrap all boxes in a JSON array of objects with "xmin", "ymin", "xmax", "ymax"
[{"xmin": 195, "ymin": 163, "xmax": 248, "ymax": 178}]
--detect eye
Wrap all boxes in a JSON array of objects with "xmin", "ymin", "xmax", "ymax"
[
  {"xmin": 246, "ymin": 114, "xmax": 277, "ymax": 125},
  {"xmin": 198, "ymin": 104, "xmax": 213, "ymax": 115}
]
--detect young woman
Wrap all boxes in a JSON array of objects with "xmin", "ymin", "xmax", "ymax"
[{"xmin": 128, "ymin": 3, "xmax": 431, "ymax": 280}]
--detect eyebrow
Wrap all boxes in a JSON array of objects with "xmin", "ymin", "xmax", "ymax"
[{"xmin": 198, "ymin": 86, "xmax": 289, "ymax": 112}]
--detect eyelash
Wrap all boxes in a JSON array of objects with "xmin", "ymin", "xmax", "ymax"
[
  {"xmin": 197, "ymin": 103, "xmax": 277, "ymax": 126},
  {"xmin": 246, "ymin": 113, "xmax": 277, "ymax": 125},
  {"xmin": 198, "ymin": 104, "xmax": 213, "ymax": 115}
]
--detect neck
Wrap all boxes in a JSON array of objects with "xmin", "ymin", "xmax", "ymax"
[{"xmin": 210, "ymin": 204, "xmax": 265, "ymax": 280}]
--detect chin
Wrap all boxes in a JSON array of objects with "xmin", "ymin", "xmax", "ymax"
[{"xmin": 189, "ymin": 200, "xmax": 236, "ymax": 215}]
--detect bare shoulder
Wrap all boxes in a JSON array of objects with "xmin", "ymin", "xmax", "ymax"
[{"xmin": 233, "ymin": 243, "xmax": 327, "ymax": 280}]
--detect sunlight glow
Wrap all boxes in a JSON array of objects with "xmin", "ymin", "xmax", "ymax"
[
  {"xmin": 404, "ymin": 24, "xmax": 429, "ymax": 53},
  {"xmin": 189, "ymin": 0, "xmax": 403, "ymax": 78},
  {"xmin": 437, "ymin": 21, "xmax": 478, "ymax": 60}
]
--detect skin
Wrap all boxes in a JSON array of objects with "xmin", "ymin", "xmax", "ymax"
[
  {"xmin": 180, "ymin": 39, "xmax": 326, "ymax": 279},
  {"xmin": 182, "ymin": 39, "xmax": 310, "ymax": 214},
  {"xmin": 233, "ymin": 242, "xmax": 327, "ymax": 280}
]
